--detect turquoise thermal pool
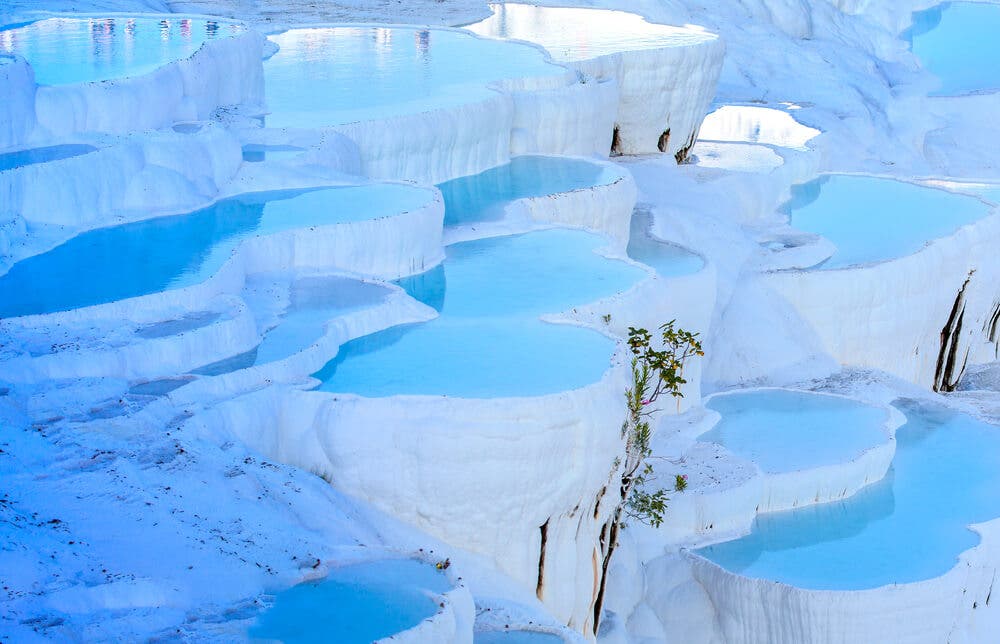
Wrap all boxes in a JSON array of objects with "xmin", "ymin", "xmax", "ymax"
[
  {"xmin": 465, "ymin": 3, "xmax": 715, "ymax": 62},
  {"xmin": 0, "ymin": 144, "xmax": 98, "ymax": 170},
  {"xmin": 313, "ymin": 229, "xmax": 645, "ymax": 398},
  {"xmin": 249, "ymin": 558, "xmax": 449, "ymax": 643},
  {"xmin": 909, "ymin": 2, "xmax": 1000, "ymax": 96},
  {"xmin": 438, "ymin": 155, "xmax": 622, "ymax": 227},
  {"xmin": 786, "ymin": 174, "xmax": 992, "ymax": 269},
  {"xmin": 263, "ymin": 26, "xmax": 565, "ymax": 128},
  {"xmin": 700, "ymin": 390, "xmax": 889, "ymax": 474},
  {"xmin": 0, "ymin": 17, "xmax": 243, "ymax": 86},
  {"xmin": 697, "ymin": 401, "xmax": 1000, "ymax": 590},
  {"xmin": 191, "ymin": 278, "xmax": 390, "ymax": 376},
  {"xmin": 0, "ymin": 184, "xmax": 431, "ymax": 318},
  {"xmin": 627, "ymin": 210, "xmax": 704, "ymax": 278}
]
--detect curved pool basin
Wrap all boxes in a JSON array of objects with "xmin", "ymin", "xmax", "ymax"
[
  {"xmin": 313, "ymin": 317, "xmax": 617, "ymax": 398},
  {"xmin": 249, "ymin": 558, "xmax": 449, "ymax": 643},
  {"xmin": 476, "ymin": 630, "xmax": 565, "ymax": 644},
  {"xmin": 626, "ymin": 210, "xmax": 704, "ymax": 278},
  {"xmin": 263, "ymin": 26, "xmax": 565, "ymax": 128},
  {"xmin": 0, "ymin": 17, "xmax": 244, "ymax": 86},
  {"xmin": 0, "ymin": 184, "xmax": 432, "ymax": 318},
  {"xmin": 909, "ymin": 2, "xmax": 1000, "ymax": 96},
  {"xmin": 438, "ymin": 155, "xmax": 622, "ymax": 227},
  {"xmin": 0, "ymin": 143, "xmax": 98, "ymax": 171},
  {"xmin": 464, "ymin": 3, "xmax": 716, "ymax": 62},
  {"xmin": 313, "ymin": 229, "xmax": 642, "ymax": 398},
  {"xmin": 191, "ymin": 278, "xmax": 390, "ymax": 376},
  {"xmin": 700, "ymin": 389, "xmax": 889, "ymax": 474},
  {"xmin": 786, "ymin": 174, "xmax": 992, "ymax": 269},
  {"xmin": 395, "ymin": 229, "xmax": 646, "ymax": 317},
  {"xmin": 697, "ymin": 401, "xmax": 1000, "ymax": 590}
]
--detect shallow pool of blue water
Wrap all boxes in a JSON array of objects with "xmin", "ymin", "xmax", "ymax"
[
  {"xmin": 263, "ymin": 26, "xmax": 564, "ymax": 128},
  {"xmin": 701, "ymin": 390, "xmax": 888, "ymax": 474},
  {"xmin": 0, "ymin": 184, "xmax": 430, "ymax": 318},
  {"xmin": 786, "ymin": 175, "xmax": 991, "ymax": 269},
  {"xmin": 626, "ymin": 210, "xmax": 704, "ymax": 278},
  {"xmin": 909, "ymin": 2, "xmax": 1000, "ymax": 96},
  {"xmin": 0, "ymin": 144, "xmax": 97, "ymax": 170},
  {"xmin": 313, "ymin": 317, "xmax": 616, "ymax": 398},
  {"xmin": 249, "ymin": 558, "xmax": 448, "ymax": 643},
  {"xmin": 697, "ymin": 401, "xmax": 1000, "ymax": 590},
  {"xmin": 314, "ymin": 229, "xmax": 643, "ymax": 398},
  {"xmin": 0, "ymin": 17, "xmax": 242, "ymax": 85},
  {"xmin": 438, "ymin": 155, "xmax": 621, "ymax": 226},
  {"xmin": 191, "ymin": 278, "xmax": 389, "ymax": 376},
  {"xmin": 476, "ymin": 630, "xmax": 565, "ymax": 644},
  {"xmin": 395, "ymin": 229, "xmax": 644, "ymax": 317}
]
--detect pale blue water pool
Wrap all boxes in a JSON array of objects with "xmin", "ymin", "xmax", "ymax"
[
  {"xmin": 0, "ymin": 184, "xmax": 431, "ymax": 318},
  {"xmin": 191, "ymin": 278, "xmax": 389, "ymax": 376},
  {"xmin": 249, "ymin": 558, "xmax": 449, "ymax": 643},
  {"xmin": 263, "ymin": 27, "xmax": 565, "ymax": 128},
  {"xmin": 627, "ymin": 210, "xmax": 704, "ymax": 278},
  {"xmin": 701, "ymin": 390, "xmax": 888, "ymax": 474},
  {"xmin": 313, "ymin": 318, "xmax": 617, "ymax": 398},
  {"xmin": 0, "ymin": 17, "xmax": 243, "ymax": 86},
  {"xmin": 476, "ymin": 631, "xmax": 564, "ymax": 644},
  {"xmin": 314, "ymin": 229, "xmax": 644, "ymax": 398},
  {"xmin": 697, "ymin": 401, "xmax": 1000, "ymax": 590},
  {"xmin": 786, "ymin": 175, "xmax": 992, "ymax": 269},
  {"xmin": 394, "ymin": 230, "xmax": 644, "ymax": 318},
  {"xmin": 909, "ymin": 2, "xmax": 1000, "ymax": 95},
  {"xmin": 0, "ymin": 144, "xmax": 97, "ymax": 170},
  {"xmin": 438, "ymin": 156, "xmax": 621, "ymax": 227}
]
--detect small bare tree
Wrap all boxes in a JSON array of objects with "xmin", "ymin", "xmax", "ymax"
[{"xmin": 592, "ymin": 320, "xmax": 703, "ymax": 634}]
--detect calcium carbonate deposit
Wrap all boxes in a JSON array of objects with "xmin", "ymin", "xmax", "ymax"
[{"xmin": 1, "ymin": 0, "xmax": 999, "ymax": 643}]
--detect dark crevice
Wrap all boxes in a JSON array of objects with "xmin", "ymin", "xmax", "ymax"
[
  {"xmin": 610, "ymin": 125, "xmax": 622, "ymax": 156},
  {"xmin": 593, "ymin": 514, "xmax": 619, "ymax": 635},
  {"xmin": 593, "ymin": 486, "xmax": 606, "ymax": 519},
  {"xmin": 674, "ymin": 130, "xmax": 697, "ymax": 164},
  {"xmin": 934, "ymin": 275, "xmax": 972, "ymax": 392},
  {"xmin": 657, "ymin": 128, "xmax": 671, "ymax": 153},
  {"xmin": 536, "ymin": 519, "xmax": 549, "ymax": 600},
  {"xmin": 986, "ymin": 300, "xmax": 1000, "ymax": 358}
]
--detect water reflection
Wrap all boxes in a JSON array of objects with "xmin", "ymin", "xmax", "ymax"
[
  {"xmin": 0, "ymin": 17, "xmax": 244, "ymax": 85},
  {"xmin": 465, "ymin": 3, "xmax": 716, "ymax": 62}
]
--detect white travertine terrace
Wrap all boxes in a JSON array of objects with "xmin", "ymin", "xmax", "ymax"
[
  {"xmin": 0, "ymin": 125, "xmax": 244, "ymax": 269},
  {"xmin": 9, "ymin": 0, "xmax": 1000, "ymax": 641},
  {"xmin": 465, "ymin": 3, "xmax": 725, "ymax": 159},
  {"xmin": 766, "ymin": 196, "xmax": 1000, "ymax": 390}
]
